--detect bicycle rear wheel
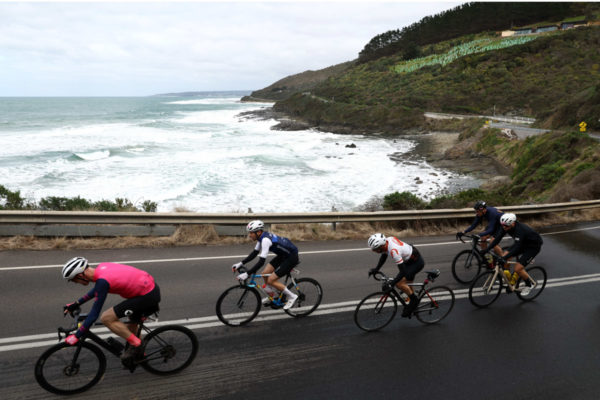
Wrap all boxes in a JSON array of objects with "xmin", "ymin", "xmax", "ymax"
[
  {"xmin": 452, "ymin": 250, "xmax": 482, "ymax": 284},
  {"xmin": 354, "ymin": 291, "xmax": 398, "ymax": 332},
  {"xmin": 469, "ymin": 270, "xmax": 503, "ymax": 308},
  {"xmin": 516, "ymin": 266, "xmax": 547, "ymax": 302},
  {"xmin": 414, "ymin": 286, "xmax": 455, "ymax": 324},
  {"xmin": 140, "ymin": 325, "xmax": 199, "ymax": 375},
  {"xmin": 284, "ymin": 277, "xmax": 323, "ymax": 317},
  {"xmin": 34, "ymin": 342, "xmax": 106, "ymax": 395},
  {"xmin": 216, "ymin": 285, "xmax": 261, "ymax": 326}
]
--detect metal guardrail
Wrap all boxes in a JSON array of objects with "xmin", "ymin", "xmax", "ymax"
[
  {"xmin": 424, "ymin": 112, "xmax": 535, "ymax": 124},
  {"xmin": 0, "ymin": 200, "xmax": 598, "ymax": 237}
]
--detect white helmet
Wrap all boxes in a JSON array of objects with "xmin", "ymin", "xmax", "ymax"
[
  {"xmin": 368, "ymin": 233, "xmax": 387, "ymax": 249},
  {"xmin": 246, "ymin": 220, "xmax": 265, "ymax": 233},
  {"xmin": 62, "ymin": 257, "xmax": 88, "ymax": 280},
  {"xmin": 500, "ymin": 213, "xmax": 517, "ymax": 226}
]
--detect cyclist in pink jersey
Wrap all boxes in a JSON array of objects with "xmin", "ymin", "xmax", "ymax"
[
  {"xmin": 61, "ymin": 257, "xmax": 160, "ymax": 367},
  {"xmin": 367, "ymin": 233, "xmax": 425, "ymax": 317}
]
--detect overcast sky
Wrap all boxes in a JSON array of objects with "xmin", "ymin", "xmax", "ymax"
[{"xmin": 1, "ymin": 1, "xmax": 463, "ymax": 96}]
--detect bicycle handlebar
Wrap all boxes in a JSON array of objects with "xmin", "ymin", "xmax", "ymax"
[
  {"xmin": 58, "ymin": 309, "xmax": 81, "ymax": 341},
  {"xmin": 458, "ymin": 233, "xmax": 480, "ymax": 244},
  {"xmin": 371, "ymin": 271, "xmax": 391, "ymax": 282}
]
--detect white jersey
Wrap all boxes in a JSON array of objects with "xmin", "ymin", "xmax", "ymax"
[{"xmin": 385, "ymin": 237, "xmax": 413, "ymax": 265}]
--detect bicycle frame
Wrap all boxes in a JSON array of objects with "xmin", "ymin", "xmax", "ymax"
[
  {"xmin": 60, "ymin": 311, "xmax": 156, "ymax": 358},
  {"xmin": 480, "ymin": 254, "xmax": 537, "ymax": 294},
  {"xmin": 375, "ymin": 271, "xmax": 439, "ymax": 307},
  {"xmin": 242, "ymin": 268, "xmax": 301, "ymax": 305}
]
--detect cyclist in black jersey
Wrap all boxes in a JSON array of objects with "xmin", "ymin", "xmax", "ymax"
[
  {"xmin": 232, "ymin": 220, "xmax": 299, "ymax": 310},
  {"xmin": 484, "ymin": 213, "xmax": 543, "ymax": 295},
  {"xmin": 457, "ymin": 200, "xmax": 504, "ymax": 257}
]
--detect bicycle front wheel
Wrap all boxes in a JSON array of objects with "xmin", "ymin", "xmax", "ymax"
[
  {"xmin": 469, "ymin": 270, "xmax": 503, "ymax": 308},
  {"xmin": 354, "ymin": 291, "xmax": 398, "ymax": 332},
  {"xmin": 216, "ymin": 285, "xmax": 261, "ymax": 326},
  {"xmin": 34, "ymin": 341, "xmax": 106, "ymax": 395},
  {"xmin": 415, "ymin": 286, "xmax": 455, "ymax": 324},
  {"xmin": 516, "ymin": 266, "xmax": 547, "ymax": 302},
  {"xmin": 140, "ymin": 325, "xmax": 199, "ymax": 375},
  {"xmin": 284, "ymin": 277, "xmax": 323, "ymax": 317},
  {"xmin": 452, "ymin": 250, "xmax": 482, "ymax": 284}
]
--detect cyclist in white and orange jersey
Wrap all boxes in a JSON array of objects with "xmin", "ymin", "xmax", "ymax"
[{"xmin": 367, "ymin": 233, "xmax": 425, "ymax": 317}]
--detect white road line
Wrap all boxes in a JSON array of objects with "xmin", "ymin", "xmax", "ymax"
[
  {"xmin": 2, "ymin": 225, "xmax": 598, "ymax": 272},
  {"xmin": 3, "ymin": 271, "xmax": 600, "ymax": 353}
]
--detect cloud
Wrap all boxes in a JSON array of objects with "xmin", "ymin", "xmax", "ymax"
[{"xmin": 0, "ymin": 1, "xmax": 462, "ymax": 96}]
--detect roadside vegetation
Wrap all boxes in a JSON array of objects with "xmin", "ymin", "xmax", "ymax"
[{"xmin": 0, "ymin": 186, "xmax": 157, "ymax": 212}]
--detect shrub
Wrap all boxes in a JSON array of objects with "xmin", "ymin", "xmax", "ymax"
[
  {"xmin": 536, "ymin": 162, "xmax": 566, "ymax": 189},
  {"xmin": 383, "ymin": 191, "xmax": 426, "ymax": 210},
  {"xmin": 575, "ymin": 162, "xmax": 595, "ymax": 176},
  {"xmin": 141, "ymin": 200, "xmax": 158, "ymax": 212},
  {"xmin": 0, "ymin": 185, "xmax": 29, "ymax": 210},
  {"xmin": 39, "ymin": 196, "xmax": 92, "ymax": 211}
]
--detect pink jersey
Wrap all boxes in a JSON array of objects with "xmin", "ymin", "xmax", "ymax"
[
  {"xmin": 93, "ymin": 262, "xmax": 155, "ymax": 298},
  {"xmin": 385, "ymin": 237, "xmax": 414, "ymax": 265}
]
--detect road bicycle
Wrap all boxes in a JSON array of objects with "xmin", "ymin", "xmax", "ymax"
[
  {"xmin": 216, "ymin": 266, "xmax": 322, "ymax": 326},
  {"xmin": 452, "ymin": 233, "xmax": 495, "ymax": 283},
  {"xmin": 354, "ymin": 269, "xmax": 455, "ymax": 332},
  {"xmin": 34, "ymin": 308, "xmax": 199, "ymax": 395},
  {"xmin": 468, "ymin": 251, "xmax": 547, "ymax": 308}
]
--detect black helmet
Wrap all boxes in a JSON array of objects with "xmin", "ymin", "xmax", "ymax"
[{"xmin": 473, "ymin": 200, "xmax": 486, "ymax": 210}]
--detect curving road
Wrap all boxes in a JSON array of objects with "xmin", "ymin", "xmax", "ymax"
[{"xmin": 1, "ymin": 221, "xmax": 599, "ymax": 399}]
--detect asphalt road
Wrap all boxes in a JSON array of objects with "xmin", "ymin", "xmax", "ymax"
[{"xmin": 1, "ymin": 221, "xmax": 599, "ymax": 399}]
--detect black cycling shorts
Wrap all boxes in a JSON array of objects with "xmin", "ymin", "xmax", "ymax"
[
  {"xmin": 270, "ymin": 252, "xmax": 299, "ymax": 277},
  {"xmin": 396, "ymin": 247, "xmax": 425, "ymax": 281},
  {"xmin": 517, "ymin": 246, "xmax": 541, "ymax": 267},
  {"xmin": 113, "ymin": 284, "xmax": 161, "ymax": 321}
]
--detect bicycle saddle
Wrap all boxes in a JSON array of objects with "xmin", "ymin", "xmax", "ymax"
[{"xmin": 426, "ymin": 270, "xmax": 441, "ymax": 280}]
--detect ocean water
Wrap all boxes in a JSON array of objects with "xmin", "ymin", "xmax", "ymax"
[{"xmin": 0, "ymin": 93, "xmax": 474, "ymax": 213}]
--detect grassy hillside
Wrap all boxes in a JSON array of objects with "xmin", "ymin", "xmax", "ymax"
[
  {"xmin": 241, "ymin": 61, "xmax": 353, "ymax": 102},
  {"xmin": 465, "ymin": 125, "xmax": 600, "ymax": 203},
  {"xmin": 274, "ymin": 26, "xmax": 600, "ymax": 132}
]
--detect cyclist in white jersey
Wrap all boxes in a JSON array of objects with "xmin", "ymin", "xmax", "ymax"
[{"xmin": 367, "ymin": 233, "xmax": 425, "ymax": 317}]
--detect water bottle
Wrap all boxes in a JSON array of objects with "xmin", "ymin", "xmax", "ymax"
[
  {"xmin": 503, "ymin": 270, "xmax": 512, "ymax": 282},
  {"xmin": 511, "ymin": 272, "xmax": 519, "ymax": 285},
  {"xmin": 262, "ymin": 284, "xmax": 277, "ymax": 300}
]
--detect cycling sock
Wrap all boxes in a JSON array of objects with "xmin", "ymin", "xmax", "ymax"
[
  {"xmin": 282, "ymin": 287, "xmax": 297, "ymax": 298},
  {"xmin": 126, "ymin": 333, "xmax": 141, "ymax": 347}
]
